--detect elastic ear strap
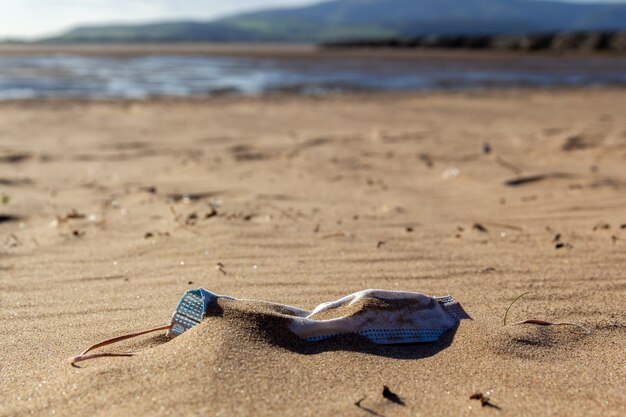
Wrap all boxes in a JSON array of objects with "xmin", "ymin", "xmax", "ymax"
[
  {"xmin": 69, "ymin": 324, "xmax": 172, "ymax": 366},
  {"xmin": 70, "ymin": 352, "xmax": 136, "ymax": 365}
]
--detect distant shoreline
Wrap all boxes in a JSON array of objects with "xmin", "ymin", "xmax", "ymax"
[
  {"xmin": 1, "ymin": 42, "xmax": 626, "ymax": 59},
  {"xmin": 0, "ymin": 43, "xmax": 318, "ymax": 57}
]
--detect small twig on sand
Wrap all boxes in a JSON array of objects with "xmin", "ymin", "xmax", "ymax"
[
  {"xmin": 485, "ymin": 222, "xmax": 525, "ymax": 232},
  {"xmin": 322, "ymin": 232, "xmax": 350, "ymax": 239},
  {"xmin": 503, "ymin": 292, "xmax": 531, "ymax": 326},
  {"xmin": 215, "ymin": 262, "xmax": 227, "ymax": 275},
  {"xmin": 169, "ymin": 204, "xmax": 178, "ymax": 220},
  {"xmin": 473, "ymin": 223, "xmax": 489, "ymax": 233},
  {"xmin": 495, "ymin": 155, "xmax": 522, "ymax": 175},
  {"xmin": 510, "ymin": 320, "xmax": 591, "ymax": 334}
]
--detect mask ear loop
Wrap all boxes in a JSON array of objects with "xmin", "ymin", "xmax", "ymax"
[{"xmin": 69, "ymin": 324, "xmax": 172, "ymax": 367}]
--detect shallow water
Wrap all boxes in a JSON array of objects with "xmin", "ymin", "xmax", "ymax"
[{"xmin": 1, "ymin": 53, "xmax": 625, "ymax": 100}]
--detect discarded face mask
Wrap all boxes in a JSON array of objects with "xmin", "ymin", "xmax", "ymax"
[
  {"xmin": 70, "ymin": 289, "xmax": 470, "ymax": 365},
  {"xmin": 170, "ymin": 288, "xmax": 471, "ymax": 343}
]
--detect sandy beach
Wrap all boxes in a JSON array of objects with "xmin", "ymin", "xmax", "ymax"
[{"xmin": 0, "ymin": 89, "xmax": 625, "ymax": 416}]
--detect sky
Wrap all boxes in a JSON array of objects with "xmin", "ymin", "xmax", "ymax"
[
  {"xmin": 0, "ymin": 0, "xmax": 317, "ymax": 39},
  {"xmin": 0, "ymin": 0, "xmax": 623, "ymax": 39}
]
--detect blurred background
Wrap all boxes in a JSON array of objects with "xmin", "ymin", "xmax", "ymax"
[{"xmin": 1, "ymin": 0, "xmax": 626, "ymax": 100}]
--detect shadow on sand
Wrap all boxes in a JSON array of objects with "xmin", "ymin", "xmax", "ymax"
[
  {"xmin": 206, "ymin": 301, "xmax": 460, "ymax": 361},
  {"xmin": 275, "ymin": 327, "xmax": 459, "ymax": 360}
]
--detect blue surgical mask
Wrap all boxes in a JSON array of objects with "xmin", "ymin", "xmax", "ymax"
[{"xmin": 70, "ymin": 288, "xmax": 470, "ymax": 365}]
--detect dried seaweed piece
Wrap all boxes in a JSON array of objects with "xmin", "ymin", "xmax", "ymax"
[
  {"xmin": 418, "ymin": 153, "xmax": 434, "ymax": 168},
  {"xmin": 592, "ymin": 222, "xmax": 610, "ymax": 231},
  {"xmin": 473, "ymin": 223, "xmax": 488, "ymax": 233},
  {"xmin": 205, "ymin": 208, "xmax": 218, "ymax": 218},
  {"xmin": 0, "ymin": 214, "xmax": 20, "ymax": 224},
  {"xmin": 510, "ymin": 319, "xmax": 591, "ymax": 334},
  {"xmin": 505, "ymin": 175, "xmax": 548, "ymax": 186},
  {"xmin": 562, "ymin": 135, "xmax": 595, "ymax": 151},
  {"xmin": 321, "ymin": 232, "xmax": 350, "ymax": 239},
  {"xmin": 186, "ymin": 212, "xmax": 199, "ymax": 225},
  {"xmin": 470, "ymin": 392, "xmax": 501, "ymax": 410},
  {"xmin": 57, "ymin": 209, "xmax": 86, "ymax": 223},
  {"xmin": 485, "ymin": 222, "xmax": 524, "ymax": 231},
  {"xmin": 139, "ymin": 186, "xmax": 157, "ymax": 194},
  {"xmin": 505, "ymin": 172, "xmax": 572, "ymax": 187},
  {"xmin": 66, "ymin": 210, "xmax": 86, "ymax": 219},
  {"xmin": 0, "ymin": 178, "xmax": 33, "ymax": 186},
  {"xmin": 0, "ymin": 153, "xmax": 31, "ymax": 164}
]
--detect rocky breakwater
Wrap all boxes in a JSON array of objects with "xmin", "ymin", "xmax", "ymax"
[{"xmin": 323, "ymin": 31, "xmax": 626, "ymax": 53}]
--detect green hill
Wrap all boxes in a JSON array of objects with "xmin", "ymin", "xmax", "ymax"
[{"xmin": 47, "ymin": 0, "xmax": 626, "ymax": 43}]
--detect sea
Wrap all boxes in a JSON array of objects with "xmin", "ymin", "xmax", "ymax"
[{"xmin": 1, "ymin": 52, "xmax": 625, "ymax": 100}]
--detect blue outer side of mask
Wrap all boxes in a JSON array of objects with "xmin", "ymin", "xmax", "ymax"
[{"xmin": 170, "ymin": 289, "xmax": 220, "ymax": 336}]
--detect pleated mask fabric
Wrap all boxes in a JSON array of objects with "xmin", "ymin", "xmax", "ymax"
[
  {"xmin": 70, "ymin": 288, "xmax": 471, "ymax": 365},
  {"xmin": 168, "ymin": 288, "xmax": 471, "ymax": 344}
]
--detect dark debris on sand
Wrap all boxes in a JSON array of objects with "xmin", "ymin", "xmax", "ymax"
[
  {"xmin": 0, "ymin": 153, "xmax": 32, "ymax": 164},
  {"xmin": 504, "ymin": 173, "xmax": 572, "ymax": 187},
  {"xmin": 0, "ymin": 214, "xmax": 21, "ymax": 224},
  {"xmin": 382, "ymin": 385, "xmax": 405, "ymax": 406},
  {"xmin": 470, "ymin": 392, "xmax": 501, "ymax": 410},
  {"xmin": 473, "ymin": 223, "xmax": 488, "ymax": 233}
]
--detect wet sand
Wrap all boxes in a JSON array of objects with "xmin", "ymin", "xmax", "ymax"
[
  {"xmin": 0, "ymin": 42, "xmax": 318, "ymax": 57},
  {"xmin": 2, "ymin": 42, "xmax": 623, "ymax": 58},
  {"xmin": 0, "ymin": 89, "xmax": 625, "ymax": 416}
]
